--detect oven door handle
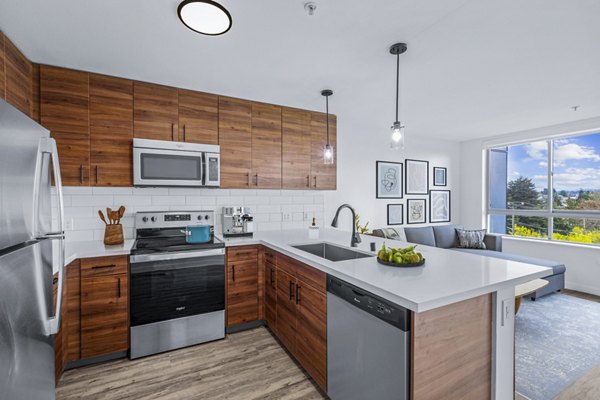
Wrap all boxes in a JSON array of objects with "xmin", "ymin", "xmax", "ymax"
[{"xmin": 130, "ymin": 248, "xmax": 225, "ymax": 263}]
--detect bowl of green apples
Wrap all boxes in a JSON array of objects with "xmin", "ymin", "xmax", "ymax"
[{"xmin": 376, "ymin": 243, "xmax": 425, "ymax": 267}]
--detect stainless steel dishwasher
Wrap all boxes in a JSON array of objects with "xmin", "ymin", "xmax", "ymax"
[{"xmin": 327, "ymin": 275, "xmax": 411, "ymax": 400}]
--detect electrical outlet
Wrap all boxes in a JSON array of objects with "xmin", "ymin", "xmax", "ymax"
[
  {"xmin": 282, "ymin": 213, "xmax": 292, "ymax": 221},
  {"xmin": 304, "ymin": 212, "xmax": 309, "ymax": 221},
  {"xmin": 64, "ymin": 218, "xmax": 74, "ymax": 231}
]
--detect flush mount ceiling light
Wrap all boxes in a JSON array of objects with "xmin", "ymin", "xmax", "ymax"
[
  {"xmin": 389, "ymin": 42, "xmax": 407, "ymax": 150},
  {"xmin": 321, "ymin": 89, "xmax": 334, "ymax": 165},
  {"xmin": 177, "ymin": 0, "xmax": 232, "ymax": 36}
]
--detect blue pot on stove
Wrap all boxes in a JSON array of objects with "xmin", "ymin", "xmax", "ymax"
[{"xmin": 183, "ymin": 225, "xmax": 211, "ymax": 244}]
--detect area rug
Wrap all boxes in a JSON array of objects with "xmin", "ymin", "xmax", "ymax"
[{"xmin": 515, "ymin": 293, "xmax": 600, "ymax": 400}]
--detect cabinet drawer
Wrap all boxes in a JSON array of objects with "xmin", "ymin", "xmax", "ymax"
[
  {"xmin": 81, "ymin": 255, "xmax": 128, "ymax": 278},
  {"xmin": 277, "ymin": 253, "xmax": 299, "ymax": 276},
  {"xmin": 296, "ymin": 262, "xmax": 326, "ymax": 292},
  {"xmin": 227, "ymin": 246, "xmax": 258, "ymax": 263},
  {"xmin": 263, "ymin": 247, "xmax": 277, "ymax": 264}
]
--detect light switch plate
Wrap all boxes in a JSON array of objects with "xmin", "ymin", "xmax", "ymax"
[{"xmin": 501, "ymin": 298, "xmax": 512, "ymax": 327}]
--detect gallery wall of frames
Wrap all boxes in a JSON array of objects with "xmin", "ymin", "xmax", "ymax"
[{"xmin": 376, "ymin": 159, "xmax": 450, "ymax": 226}]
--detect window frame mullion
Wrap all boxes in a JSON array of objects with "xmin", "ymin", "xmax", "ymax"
[{"xmin": 548, "ymin": 139, "xmax": 554, "ymax": 240}]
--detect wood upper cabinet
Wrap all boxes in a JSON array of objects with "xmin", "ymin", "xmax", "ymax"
[
  {"xmin": 251, "ymin": 102, "xmax": 282, "ymax": 188},
  {"xmin": 178, "ymin": 89, "xmax": 218, "ymax": 144},
  {"xmin": 89, "ymin": 74, "xmax": 133, "ymax": 186},
  {"xmin": 133, "ymin": 81, "xmax": 178, "ymax": 141},
  {"xmin": 0, "ymin": 32, "xmax": 5, "ymax": 100},
  {"xmin": 80, "ymin": 256, "xmax": 129, "ymax": 359},
  {"xmin": 282, "ymin": 108, "xmax": 312, "ymax": 189},
  {"xmin": 310, "ymin": 112, "xmax": 337, "ymax": 190},
  {"xmin": 40, "ymin": 66, "xmax": 90, "ymax": 186},
  {"xmin": 219, "ymin": 97, "xmax": 253, "ymax": 188},
  {"xmin": 5, "ymin": 37, "xmax": 33, "ymax": 117},
  {"xmin": 226, "ymin": 246, "xmax": 259, "ymax": 327}
]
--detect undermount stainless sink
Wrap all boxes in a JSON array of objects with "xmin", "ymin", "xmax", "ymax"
[{"xmin": 291, "ymin": 242, "xmax": 374, "ymax": 262}]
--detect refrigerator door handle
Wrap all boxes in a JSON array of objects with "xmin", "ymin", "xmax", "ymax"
[{"xmin": 38, "ymin": 138, "xmax": 65, "ymax": 335}]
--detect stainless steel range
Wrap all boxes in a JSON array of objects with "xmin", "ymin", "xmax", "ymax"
[{"xmin": 129, "ymin": 210, "xmax": 225, "ymax": 359}]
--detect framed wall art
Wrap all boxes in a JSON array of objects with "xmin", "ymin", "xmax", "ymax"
[
  {"xmin": 407, "ymin": 199, "xmax": 426, "ymax": 224},
  {"xmin": 433, "ymin": 167, "xmax": 447, "ymax": 186},
  {"xmin": 430, "ymin": 190, "xmax": 451, "ymax": 223},
  {"xmin": 376, "ymin": 161, "xmax": 403, "ymax": 199},
  {"xmin": 405, "ymin": 159, "xmax": 429, "ymax": 195},
  {"xmin": 387, "ymin": 204, "xmax": 404, "ymax": 225}
]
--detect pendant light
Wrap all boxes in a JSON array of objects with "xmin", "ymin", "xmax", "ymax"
[
  {"xmin": 321, "ymin": 89, "xmax": 334, "ymax": 165},
  {"xmin": 177, "ymin": 0, "xmax": 232, "ymax": 36},
  {"xmin": 389, "ymin": 42, "xmax": 407, "ymax": 149}
]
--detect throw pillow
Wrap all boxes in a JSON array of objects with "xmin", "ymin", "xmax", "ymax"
[{"xmin": 456, "ymin": 229, "xmax": 487, "ymax": 249}]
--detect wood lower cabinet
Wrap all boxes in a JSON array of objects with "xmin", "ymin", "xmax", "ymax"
[
  {"xmin": 133, "ymin": 81, "xmax": 178, "ymax": 141},
  {"xmin": 89, "ymin": 74, "xmax": 134, "ymax": 186},
  {"xmin": 40, "ymin": 65, "xmax": 90, "ymax": 186},
  {"xmin": 219, "ymin": 96, "xmax": 253, "ymax": 188},
  {"xmin": 226, "ymin": 246, "xmax": 259, "ymax": 327},
  {"xmin": 53, "ymin": 269, "xmax": 68, "ymax": 383},
  {"xmin": 251, "ymin": 103, "xmax": 282, "ymax": 188},
  {"xmin": 178, "ymin": 89, "xmax": 218, "ymax": 144},
  {"xmin": 264, "ymin": 253, "xmax": 277, "ymax": 333},
  {"xmin": 66, "ymin": 259, "xmax": 81, "ymax": 362},
  {"xmin": 80, "ymin": 256, "xmax": 129, "ymax": 359}
]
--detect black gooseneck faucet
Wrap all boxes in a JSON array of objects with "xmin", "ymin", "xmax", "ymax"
[{"xmin": 331, "ymin": 204, "xmax": 361, "ymax": 247}]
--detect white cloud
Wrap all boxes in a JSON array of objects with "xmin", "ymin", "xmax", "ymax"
[
  {"xmin": 536, "ymin": 167, "xmax": 600, "ymax": 190},
  {"xmin": 525, "ymin": 141, "xmax": 547, "ymax": 160},
  {"xmin": 554, "ymin": 142, "xmax": 600, "ymax": 166}
]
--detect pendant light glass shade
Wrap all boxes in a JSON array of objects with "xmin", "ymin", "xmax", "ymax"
[
  {"xmin": 177, "ymin": 0, "xmax": 232, "ymax": 36},
  {"xmin": 321, "ymin": 89, "xmax": 334, "ymax": 165},
  {"xmin": 390, "ymin": 121, "xmax": 405, "ymax": 150},
  {"xmin": 389, "ymin": 43, "xmax": 407, "ymax": 150}
]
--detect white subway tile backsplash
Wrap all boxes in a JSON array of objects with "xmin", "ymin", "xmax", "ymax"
[{"xmin": 60, "ymin": 186, "xmax": 325, "ymax": 240}]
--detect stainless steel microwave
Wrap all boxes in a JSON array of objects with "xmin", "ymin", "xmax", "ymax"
[{"xmin": 133, "ymin": 139, "xmax": 220, "ymax": 187}]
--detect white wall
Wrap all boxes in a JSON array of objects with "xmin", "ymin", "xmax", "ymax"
[
  {"xmin": 58, "ymin": 187, "xmax": 325, "ymax": 243},
  {"xmin": 460, "ymin": 116, "xmax": 600, "ymax": 296},
  {"xmin": 324, "ymin": 116, "xmax": 461, "ymax": 237}
]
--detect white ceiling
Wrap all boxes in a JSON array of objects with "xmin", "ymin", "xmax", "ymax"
[{"xmin": 1, "ymin": 0, "xmax": 599, "ymax": 141}]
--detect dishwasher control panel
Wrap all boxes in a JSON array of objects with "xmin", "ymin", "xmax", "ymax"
[{"xmin": 327, "ymin": 275, "xmax": 410, "ymax": 331}]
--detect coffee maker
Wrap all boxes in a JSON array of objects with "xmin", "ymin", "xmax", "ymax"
[{"xmin": 222, "ymin": 206, "xmax": 254, "ymax": 238}]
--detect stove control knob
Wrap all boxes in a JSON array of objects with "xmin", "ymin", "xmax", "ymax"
[
  {"xmin": 197, "ymin": 215, "xmax": 203, "ymax": 221},
  {"xmin": 142, "ymin": 216, "xmax": 148, "ymax": 223},
  {"xmin": 205, "ymin": 215, "xmax": 210, "ymax": 220},
  {"xmin": 151, "ymin": 217, "xmax": 157, "ymax": 222}
]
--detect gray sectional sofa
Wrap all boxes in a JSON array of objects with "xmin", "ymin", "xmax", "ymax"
[{"xmin": 372, "ymin": 225, "xmax": 566, "ymax": 299}]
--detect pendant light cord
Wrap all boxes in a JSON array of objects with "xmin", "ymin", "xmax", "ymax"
[
  {"xmin": 326, "ymin": 95, "xmax": 330, "ymax": 146},
  {"xmin": 395, "ymin": 52, "xmax": 399, "ymax": 123}
]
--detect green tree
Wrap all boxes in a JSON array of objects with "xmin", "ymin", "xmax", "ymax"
[{"xmin": 506, "ymin": 176, "xmax": 547, "ymax": 235}]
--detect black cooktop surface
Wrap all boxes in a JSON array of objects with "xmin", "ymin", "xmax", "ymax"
[{"xmin": 131, "ymin": 228, "xmax": 225, "ymax": 255}]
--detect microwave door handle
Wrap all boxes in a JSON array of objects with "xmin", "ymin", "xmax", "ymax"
[
  {"xmin": 39, "ymin": 138, "xmax": 66, "ymax": 335},
  {"xmin": 201, "ymin": 152, "xmax": 207, "ymax": 186}
]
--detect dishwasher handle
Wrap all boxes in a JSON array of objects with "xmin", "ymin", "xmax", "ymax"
[{"xmin": 327, "ymin": 275, "xmax": 411, "ymax": 332}]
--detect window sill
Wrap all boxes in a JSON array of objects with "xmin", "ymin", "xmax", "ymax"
[{"xmin": 502, "ymin": 235, "xmax": 600, "ymax": 251}]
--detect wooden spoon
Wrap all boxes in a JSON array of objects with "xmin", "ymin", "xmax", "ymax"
[
  {"xmin": 98, "ymin": 210, "xmax": 108, "ymax": 225},
  {"xmin": 107, "ymin": 208, "xmax": 113, "ymax": 224},
  {"xmin": 117, "ymin": 206, "xmax": 125, "ymax": 225}
]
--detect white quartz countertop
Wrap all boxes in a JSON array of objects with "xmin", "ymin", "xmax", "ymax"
[
  {"xmin": 63, "ymin": 228, "xmax": 551, "ymax": 313},
  {"xmin": 220, "ymin": 228, "xmax": 551, "ymax": 312}
]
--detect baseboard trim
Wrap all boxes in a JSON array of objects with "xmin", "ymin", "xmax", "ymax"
[
  {"xmin": 226, "ymin": 320, "xmax": 265, "ymax": 334},
  {"xmin": 565, "ymin": 282, "xmax": 600, "ymax": 297},
  {"xmin": 65, "ymin": 351, "xmax": 127, "ymax": 370}
]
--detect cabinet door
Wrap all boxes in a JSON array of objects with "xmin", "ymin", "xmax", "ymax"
[
  {"xmin": 53, "ymin": 271, "xmax": 68, "ymax": 383},
  {"xmin": 0, "ymin": 32, "xmax": 5, "ymax": 100},
  {"xmin": 226, "ymin": 259, "xmax": 259, "ymax": 327},
  {"xmin": 40, "ymin": 66, "xmax": 90, "ymax": 186},
  {"xmin": 81, "ymin": 274, "xmax": 128, "ymax": 359},
  {"xmin": 252, "ymin": 103, "xmax": 282, "ymax": 188},
  {"xmin": 276, "ymin": 269, "xmax": 297, "ymax": 355},
  {"xmin": 282, "ymin": 108, "xmax": 311, "ymax": 189},
  {"xmin": 178, "ymin": 89, "xmax": 218, "ymax": 144},
  {"xmin": 66, "ymin": 260, "xmax": 81, "ymax": 362},
  {"xmin": 264, "ymin": 261, "xmax": 277, "ymax": 332},
  {"xmin": 310, "ymin": 112, "xmax": 337, "ymax": 190},
  {"xmin": 133, "ymin": 81, "xmax": 178, "ymax": 141},
  {"xmin": 296, "ymin": 280, "xmax": 327, "ymax": 391},
  {"xmin": 5, "ymin": 37, "xmax": 32, "ymax": 117},
  {"xmin": 90, "ymin": 74, "xmax": 133, "ymax": 186},
  {"xmin": 218, "ymin": 97, "xmax": 252, "ymax": 188}
]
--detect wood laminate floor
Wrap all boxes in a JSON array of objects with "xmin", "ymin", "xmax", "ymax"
[{"xmin": 57, "ymin": 327, "xmax": 326, "ymax": 400}]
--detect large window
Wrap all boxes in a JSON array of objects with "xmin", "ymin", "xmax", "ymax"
[{"xmin": 488, "ymin": 131, "xmax": 600, "ymax": 245}]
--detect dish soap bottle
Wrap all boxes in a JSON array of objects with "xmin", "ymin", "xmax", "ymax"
[{"xmin": 308, "ymin": 217, "xmax": 320, "ymax": 239}]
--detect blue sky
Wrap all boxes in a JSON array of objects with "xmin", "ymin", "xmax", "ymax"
[{"xmin": 506, "ymin": 132, "xmax": 600, "ymax": 192}]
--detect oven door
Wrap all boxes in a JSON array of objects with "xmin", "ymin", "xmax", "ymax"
[
  {"xmin": 133, "ymin": 147, "xmax": 204, "ymax": 187},
  {"xmin": 129, "ymin": 249, "xmax": 225, "ymax": 327}
]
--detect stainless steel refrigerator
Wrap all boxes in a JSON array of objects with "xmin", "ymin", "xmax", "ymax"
[{"xmin": 0, "ymin": 99, "xmax": 65, "ymax": 400}]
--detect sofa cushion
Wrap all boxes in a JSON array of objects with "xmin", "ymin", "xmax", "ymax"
[
  {"xmin": 432, "ymin": 225, "xmax": 463, "ymax": 249},
  {"xmin": 453, "ymin": 248, "xmax": 566, "ymax": 275},
  {"xmin": 456, "ymin": 229, "xmax": 487, "ymax": 249},
  {"xmin": 404, "ymin": 226, "xmax": 436, "ymax": 247}
]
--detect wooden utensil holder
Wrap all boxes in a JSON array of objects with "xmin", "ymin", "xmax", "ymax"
[{"xmin": 104, "ymin": 224, "xmax": 124, "ymax": 245}]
